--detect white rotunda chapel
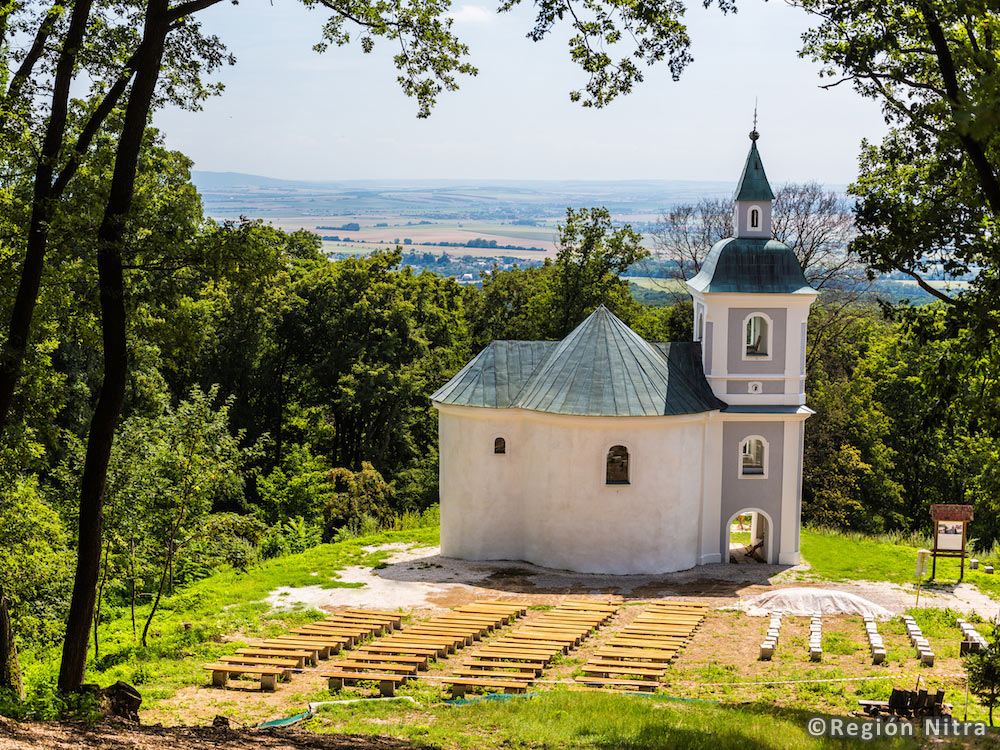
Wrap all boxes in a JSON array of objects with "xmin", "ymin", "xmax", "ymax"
[{"xmin": 432, "ymin": 131, "xmax": 817, "ymax": 574}]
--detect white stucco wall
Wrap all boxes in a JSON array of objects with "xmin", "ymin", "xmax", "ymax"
[{"xmin": 437, "ymin": 405, "xmax": 710, "ymax": 574}]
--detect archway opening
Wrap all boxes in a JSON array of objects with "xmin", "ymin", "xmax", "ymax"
[{"xmin": 728, "ymin": 510, "xmax": 769, "ymax": 564}]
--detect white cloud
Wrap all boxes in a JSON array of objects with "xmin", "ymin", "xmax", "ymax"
[{"xmin": 447, "ymin": 5, "xmax": 493, "ymax": 24}]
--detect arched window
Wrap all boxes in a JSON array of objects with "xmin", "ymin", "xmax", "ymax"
[
  {"xmin": 494, "ymin": 437, "xmax": 506, "ymax": 454},
  {"xmin": 745, "ymin": 314, "xmax": 769, "ymax": 357},
  {"xmin": 740, "ymin": 437, "xmax": 767, "ymax": 478},
  {"xmin": 695, "ymin": 311, "xmax": 704, "ymax": 342},
  {"xmin": 750, "ymin": 207, "xmax": 761, "ymax": 229},
  {"xmin": 606, "ymin": 445, "xmax": 629, "ymax": 484}
]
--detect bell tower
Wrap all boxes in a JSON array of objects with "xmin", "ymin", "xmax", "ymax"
[{"xmin": 686, "ymin": 128, "xmax": 818, "ymax": 407}]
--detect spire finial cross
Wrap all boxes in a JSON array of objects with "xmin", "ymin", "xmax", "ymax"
[{"xmin": 750, "ymin": 98, "xmax": 759, "ymax": 141}]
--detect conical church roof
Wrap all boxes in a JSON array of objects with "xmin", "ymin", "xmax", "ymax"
[
  {"xmin": 734, "ymin": 139, "xmax": 774, "ymax": 201},
  {"xmin": 432, "ymin": 306, "xmax": 724, "ymax": 417}
]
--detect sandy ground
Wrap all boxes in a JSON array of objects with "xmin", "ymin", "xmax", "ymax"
[
  {"xmin": 264, "ymin": 542, "xmax": 1000, "ymax": 619},
  {"xmin": 0, "ymin": 717, "xmax": 426, "ymax": 750}
]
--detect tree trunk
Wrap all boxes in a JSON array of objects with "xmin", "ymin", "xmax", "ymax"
[
  {"xmin": 57, "ymin": 0, "xmax": 170, "ymax": 693},
  {"xmin": 129, "ymin": 536, "xmax": 137, "ymax": 641},
  {"xmin": 0, "ymin": 583, "xmax": 23, "ymax": 699},
  {"xmin": 141, "ymin": 537, "xmax": 177, "ymax": 648},
  {"xmin": 93, "ymin": 541, "xmax": 111, "ymax": 661},
  {"xmin": 0, "ymin": 0, "xmax": 95, "ymax": 433}
]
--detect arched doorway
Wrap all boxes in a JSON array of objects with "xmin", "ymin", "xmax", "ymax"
[{"xmin": 726, "ymin": 509, "xmax": 773, "ymax": 564}]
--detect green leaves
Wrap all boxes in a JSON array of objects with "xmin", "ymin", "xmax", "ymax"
[
  {"xmin": 502, "ymin": 0, "xmax": 735, "ymax": 107},
  {"xmin": 304, "ymin": 0, "xmax": 735, "ymax": 115},
  {"xmin": 306, "ymin": 0, "xmax": 478, "ymax": 118}
]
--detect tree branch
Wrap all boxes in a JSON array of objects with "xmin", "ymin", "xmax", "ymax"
[
  {"xmin": 902, "ymin": 267, "xmax": 956, "ymax": 305},
  {"xmin": 167, "ymin": 0, "xmax": 224, "ymax": 22},
  {"xmin": 922, "ymin": 2, "xmax": 1000, "ymax": 215},
  {"xmin": 1, "ymin": 0, "xmax": 67, "ymax": 127},
  {"xmin": 51, "ymin": 48, "xmax": 144, "ymax": 196}
]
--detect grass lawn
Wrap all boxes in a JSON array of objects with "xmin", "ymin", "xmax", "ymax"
[
  {"xmin": 20, "ymin": 526, "xmax": 439, "ymax": 704},
  {"xmin": 308, "ymin": 690, "xmax": 930, "ymax": 749},
  {"xmin": 800, "ymin": 528, "xmax": 1000, "ymax": 600}
]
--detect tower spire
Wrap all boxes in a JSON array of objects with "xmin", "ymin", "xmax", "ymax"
[{"xmin": 750, "ymin": 99, "xmax": 759, "ymax": 141}]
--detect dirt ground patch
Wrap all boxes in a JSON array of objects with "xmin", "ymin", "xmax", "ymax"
[
  {"xmin": 310, "ymin": 543, "xmax": 999, "ymax": 618},
  {"xmin": 0, "ymin": 718, "xmax": 428, "ymax": 750}
]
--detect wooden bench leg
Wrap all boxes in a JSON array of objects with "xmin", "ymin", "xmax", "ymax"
[
  {"xmin": 212, "ymin": 670, "xmax": 228, "ymax": 687},
  {"xmin": 260, "ymin": 674, "xmax": 277, "ymax": 692},
  {"xmin": 328, "ymin": 677, "xmax": 345, "ymax": 692},
  {"xmin": 450, "ymin": 684, "xmax": 468, "ymax": 699},
  {"xmin": 379, "ymin": 680, "xmax": 396, "ymax": 698}
]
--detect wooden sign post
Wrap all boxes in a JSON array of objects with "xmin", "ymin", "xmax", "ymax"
[{"xmin": 929, "ymin": 504, "xmax": 974, "ymax": 581}]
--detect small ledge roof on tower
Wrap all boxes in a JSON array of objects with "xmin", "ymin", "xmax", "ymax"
[
  {"xmin": 734, "ymin": 136, "xmax": 775, "ymax": 202},
  {"xmin": 431, "ymin": 306, "xmax": 725, "ymax": 417}
]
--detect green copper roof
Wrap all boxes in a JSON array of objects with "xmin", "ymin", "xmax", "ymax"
[
  {"xmin": 734, "ymin": 140, "xmax": 775, "ymax": 201},
  {"xmin": 431, "ymin": 306, "xmax": 725, "ymax": 417},
  {"xmin": 687, "ymin": 237, "xmax": 815, "ymax": 295},
  {"xmin": 430, "ymin": 340, "xmax": 557, "ymax": 409}
]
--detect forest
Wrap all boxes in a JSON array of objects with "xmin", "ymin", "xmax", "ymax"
[{"xmin": 1, "ymin": 0, "xmax": 1000, "ymax": 731}]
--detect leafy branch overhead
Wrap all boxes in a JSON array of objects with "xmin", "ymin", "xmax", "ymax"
[
  {"xmin": 306, "ymin": 0, "xmax": 737, "ymax": 115},
  {"xmin": 508, "ymin": 0, "xmax": 736, "ymax": 107}
]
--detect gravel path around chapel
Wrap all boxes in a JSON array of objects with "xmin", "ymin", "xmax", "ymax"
[{"xmin": 265, "ymin": 542, "xmax": 1000, "ymax": 619}]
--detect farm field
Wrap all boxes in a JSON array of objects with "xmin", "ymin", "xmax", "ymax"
[{"xmin": 270, "ymin": 216, "xmax": 565, "ymax": 256}]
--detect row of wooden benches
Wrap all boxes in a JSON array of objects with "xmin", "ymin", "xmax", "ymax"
[
  {"xmin": 574, "ymin": 600, "xmax": 709, "ymax": 692},
  {"xmin": 202, "ymin": 598, "xmax": 710, "ymax": 697},
  {"xmin": 204, "ymin": 607, "xmax": 404, "ymax": 691},
  {"xmin": 440, "ymin": 598, "xmax": 625, "ymax": 698},
  {"xmin": 322, "ymin": 600, "xmax": 530, "ymax": 697}
]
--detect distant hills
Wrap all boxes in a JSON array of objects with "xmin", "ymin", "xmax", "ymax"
[{"xmin": 190, "ymin": 170, "xmax": 742, "ymax": 219}]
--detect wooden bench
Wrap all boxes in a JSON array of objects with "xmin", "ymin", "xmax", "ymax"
[
  {"xmin": 399, "ymin": 631, "xmax": 467, "ymax": 647},
  {"xmin": 263, "ymin": 637, "xmax": 340, "ymax": 658},
  {"xmin": 322, "ymin": 671, "xmax": 407, "ymax": 697},
  {"xmin": 581, "ymin": 664, "xmax": 665, "ymax": 680},
  {"xmin": 331, "ymin": 612, "xmax": 396, "ymax": 625},
  {"xmin": 382, "ymin": 637, "xmax": 454, "ymax": 655},
  {"xmin": 204, "ymin": 664, "xmax": 285, "ymax": 691},
  {"xmin": 351, "ymin": 652, "xmax": 429, "ymax": 670},
  {"xmin": 217, "ymin": 655, "xmax": 297, "ymax": 676},
  {"xmin": 474, "ymin": 647, "xmax": 555, "ymax": 661},
  {"xmin": 343, "ymin": 607, "xmax": 404, "ymax": 623},
  {"xmin": 607, "ymin": 638, "xmax": 681, "ymax": 649},
  {"xmin": 594, "ymin": 647, "xmax": 676, "ymax": 662},
  {"xmin": 235, "ymin": 648, "xmax": 312, "ymax": 667},
  {"xmin": 259, "ymin": 639, "xmax": 328, "ymax": 660},
  {"xmin": 453, "ymin": 669, "xmax": 534, "ymax": 681},
  {"xmin": 480, "ymin": 643, "xmax": 561, "ymax": 656},
  {"xmin": 359, "ymin": 643, "xmax": 439, "ymax": 658},
  {"xmin": 291, "ymin": 627, "xmax": 358, "ymax": 646},
  {"xmin": 327, "ymin": 660, "xmax": 418, "ymax": 675},
  {"xmin": 464, "ymin": 659, "xmax": 543, "ymax": 675},
  {"xmin": 443, "ymin": 678, "xmax": 530, "ymax": 698},
  {"xmin": 574, "ymin": 676, "xmax": 658, "ymax": 692},
  {"xmin": 405, "ymin": 627, "xmax": 475, "ymax": 645}
]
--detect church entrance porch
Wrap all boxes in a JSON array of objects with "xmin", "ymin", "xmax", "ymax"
[{"xmin": 727, "ymin": 510, "xmax": 771, "ymax": 564}]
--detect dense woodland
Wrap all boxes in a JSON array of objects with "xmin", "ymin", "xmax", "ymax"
[{"xmin": 1, "ymin": 0, "xmax": 1000, "ymax": 721}]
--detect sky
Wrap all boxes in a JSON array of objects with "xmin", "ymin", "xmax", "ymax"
[{"xmin": 155, "ymin": 0, "xmax": 889, "ymax": 184}]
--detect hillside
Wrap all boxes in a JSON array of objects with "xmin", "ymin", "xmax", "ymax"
[{"xmin": 6, "ymin": 526, "xmax": 999, "ymax": 749}]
